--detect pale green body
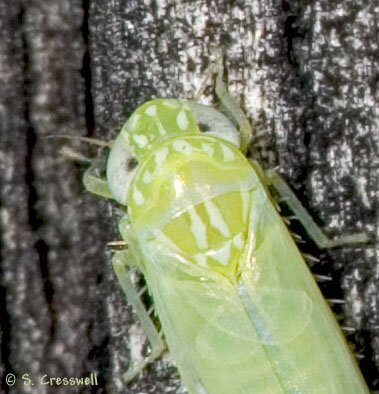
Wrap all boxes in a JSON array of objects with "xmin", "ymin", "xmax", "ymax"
[
  {"xmin": 85, "ymin": 97, "xmax": 369, "ymax": 393},
  {"xmin": 126, "ymin": 138, "xmax": 367, "ymax": 394}
]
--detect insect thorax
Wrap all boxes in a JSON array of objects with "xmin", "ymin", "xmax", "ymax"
[{"xmin": 127, "ymin": 135, "xmax": 260, "ymax": 281}]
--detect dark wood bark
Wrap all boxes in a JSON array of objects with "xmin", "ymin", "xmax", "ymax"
[{"xmin": 1, "ymin": 1, "xmax": 378, "ymax": 393}]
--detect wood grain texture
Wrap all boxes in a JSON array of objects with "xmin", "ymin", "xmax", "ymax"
[{"xmin": 1, "ymin": 0, "xmax": 378, "ymax": 393}]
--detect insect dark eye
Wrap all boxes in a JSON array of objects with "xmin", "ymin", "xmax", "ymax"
[
  {"xmin": 198, "ymin": 121, "xmax": 211, "ymax": 133},
  {"xmin": 126, "ymin": 157, "xmax": 138, "ymax": 171}
]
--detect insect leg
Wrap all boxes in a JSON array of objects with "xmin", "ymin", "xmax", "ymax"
[
  {"xmin": 214, "ymin": 60, "xmax": 252, "ymax": 154},
  {"xmin": 82, "ymin": 160, "xmax": 113, "ymax": 199},
  {"xmin": 112, "ymin": 252, "xmax": 165, "ymax": 382},
  {"xmin": 265, "ymin": 169, "xmax": 370, "ymax": 248}
]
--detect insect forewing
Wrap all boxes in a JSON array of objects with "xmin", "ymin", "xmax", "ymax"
[
  {"xmin": 236, "ymin": 181, "xmax": 369, "ymax": 393},
  {"xmin": 135, "ymin": 240, "xmax": 287, "ymax": 393},
  {"xmin": 125, "ymin": 137, "xmax": 368, "ymax": 394}
]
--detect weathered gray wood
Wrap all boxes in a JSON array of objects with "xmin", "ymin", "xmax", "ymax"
[
  {"xmin": 1, "ymin": 0, "xmax": 378, "ymax": 393},
  {"xmin": 1, "ymin": 1, "xmax": 111, "ymax": 393}
]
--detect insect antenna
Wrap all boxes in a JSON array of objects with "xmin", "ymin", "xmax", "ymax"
[
  {"xmin": 44, "ymin": 134, "xmax": 112, "ymax": 148},
  {"xmin": 45, "ymin": 134, "xmax": 112, "ymax": 166},
  {"xmin": 59, "ymin": 145, "xmax": 92, "ymax": 164}
]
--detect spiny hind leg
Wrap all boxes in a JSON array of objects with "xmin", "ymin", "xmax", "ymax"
[
  {"xmin": 112, "ymin": 252, "xmax": 165, "ymax": 382},
  {"xmin": 265, "ymin": 169, "xmax": 369, "ymax": 249}
]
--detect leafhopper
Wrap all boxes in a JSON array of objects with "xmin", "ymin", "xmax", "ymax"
[{"xmin": 82, "ymin": 70, "xmax": 370, "ymax": 393}]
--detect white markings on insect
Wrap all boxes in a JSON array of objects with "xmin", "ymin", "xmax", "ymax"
[
  {"xmin": 142, "ymin": 169, "xmax": 153, "ymax": 184},
  {"xmin": 144, "ymin": 105, "xmax": 157, "ymax": 117},
  {"xmin": 204, "ymin": 200, "xmax": 231, "ymax": 237},
  {"xmin": 133, "ymin": 186, "xmax": 145, "ymax": 205},
  {"xmin": 126, "ymin": 113, "xmax": 141, "ymax": 131},
  {"xmin": 194, "ymin": 253, "xmax": 207, "ymax": 267},
  {"xmin": 188, "ymin": 207, "xmax": 208, "ymax": 249},
  {"xmin": 154, "ymin": 147, "xmax": 169, "ymax": 169},
  {"xmin": 132, "ymin": 134, "xmax": 148, "ymax": 148},
  {"xmin": 221, "ymin": 144, "xmax": 236, "ymax": 162},
  {"xmin": 144, "ymin": 104, "xmax": 167, "ymax": 135},
  {"xmin": 210, "ymin": 240, "xmax": 232, "ymax": 266},
  {"xmin": 173, "ymin": 175, "xmax": 185, "ymax": 197},
  {"xmin": 176, "ymin": 109, "xmax": 189, "ymax": 130},
  {"xmin": 233, "ymin": 233, "xmax": 244, "ymax": 249},
  {"xmin": 120, "ymin": 128, "xmax": 131, "ymax": 146},
  {"xmin": 173, "ymin": 139, "xmax": 194, "ymax": 155},
  {"xmin": 200, "ymin": 142, "xmax": 214, "ymax": 156},
  {"xmin": 156, "ymin": 118, "xmax": 168, "ymax": 136}
]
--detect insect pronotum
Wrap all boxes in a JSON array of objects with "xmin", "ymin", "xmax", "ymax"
[{"xmin": 82, "ymin": 69, "xmax": 370, "ymax": 393}]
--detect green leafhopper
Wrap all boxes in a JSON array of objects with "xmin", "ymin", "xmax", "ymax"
[{"xmin": 82, "ymin": 71, "xmax": 370, "ymax": 393}]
